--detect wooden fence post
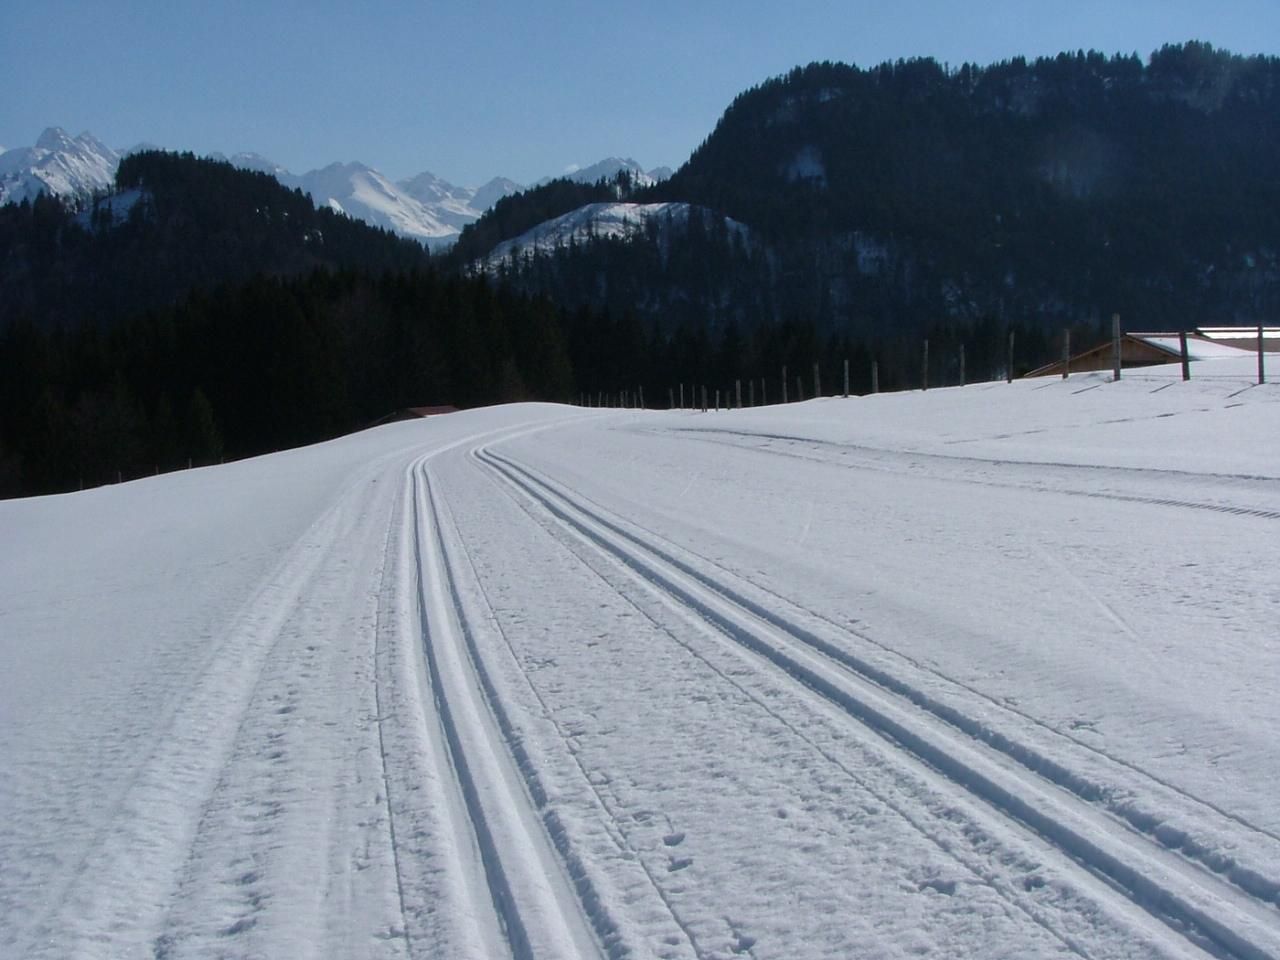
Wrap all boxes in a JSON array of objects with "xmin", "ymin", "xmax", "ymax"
[
  {"xmin": 1180, "ymin": 331, "xmax": 1191, "ymax": 382},
  {"xmin": 1259, "ymin": 323, "xmax": 1267, "ymax": 385},
  {"xmin": 669, "ymin": 387, "xmax": 675, "ymax": 409},
  {"xmin": 735, "ymin": 379, "xmax": 742, "ymax": 408},
  {"xmin": 1112, "ymin": 314, "xmax": 1122, "ymax": 381},
  {"xmin": 843, "ymin": 358, "xmax": 850, "ymax": 398}
]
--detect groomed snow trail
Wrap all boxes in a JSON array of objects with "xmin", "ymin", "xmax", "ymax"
[
  {"xmin": 3, "ymin": 367, "xmax": 1277, "ymax": 959},
  {"xmin": 476, "ymin": 444, "xmax": 1280, "ymax": 960}
]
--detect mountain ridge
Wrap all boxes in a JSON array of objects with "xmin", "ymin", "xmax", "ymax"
[
  {"xmin": 0, "ymin": 129, "xmax": 668, "ymax": 248},
  {"xmin": 457, "ymin": 43, "xmax": 1280, "ymax": 337}
]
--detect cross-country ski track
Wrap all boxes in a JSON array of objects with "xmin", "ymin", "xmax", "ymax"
[{"xmin": 2, "ymin": 361, "xmax": 1278, "ymax": 959}]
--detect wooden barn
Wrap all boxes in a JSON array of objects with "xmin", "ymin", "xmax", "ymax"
[{"xmin": 1025, "ymin": 328, "xmax": 1268, "ymax": 378}]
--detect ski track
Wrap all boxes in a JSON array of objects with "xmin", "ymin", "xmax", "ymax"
[
  {"xmin": 661, "ymin": 428, "xmax": 1280, "ymax": 521},
  {"xmin": 476, "ymin": 443, "xmax": 1280, "ymax": 960},
  {"xmin": 476, "ymin": 447, "xmax": 1102, "ymax": 958},
  {"xmin": 494, "ymin": 442, "xmax": 1280, "ymax": 853},
  {"xmin": 407, "ymin": 459, "xmax": 609, "ymax": 959},
  {"xmin": 427, "ymin": 457, "xmax": 705, "ymax": 960}
]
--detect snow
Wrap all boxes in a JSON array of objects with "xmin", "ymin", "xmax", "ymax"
[
  {"xmin": 1135, "ymin": 335, "xmax": 1256, "ymax": 360},
  {"xmin": 2, "ymin": 363, "xmax": 1278, "ymax": 959},
  {"xmin": 73, "ymin": 187, "xmax": 146, "ymax": 229},
  {"xmin": 0, "ymin": 127, "xmax": 119, "ymax": 205},
  {"xmin": 538, "ymin": 157, "xmax": 659, "ymax": 189},
  {"xmin": 482, "ymin": 202, "xmax": 750, "ymax": 271}
]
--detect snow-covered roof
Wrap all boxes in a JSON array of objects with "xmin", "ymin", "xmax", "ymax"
[
  {"xmin": 1197, "ymin": 326, "xmax": 1280, "ymax": 340},
  {"xmin": 1129, "ymin": 334, "xmax": 1256, "ymax": 360}
]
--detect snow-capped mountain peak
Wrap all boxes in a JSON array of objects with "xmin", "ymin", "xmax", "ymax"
[
  {"xmin": 540, "ymin": 156, "xmax": 661, "ymax": 189},
  {"xmin": 0, "ymin": 127, "xmax": 120, "ymax": 205}
]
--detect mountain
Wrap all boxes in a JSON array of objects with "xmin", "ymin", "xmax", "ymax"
[
  {"xmin": 289, "ymin": 161, "xmax": 459, "ymax": 246},
  {"xmin": 0, "ymin": 127, "xmax": 119, "ymax": 205},
  {"xmin": 541, "ymin": 157, "xmax": 666, "ymax": 189},
  {"xmin": 470, "ymin": 176, "xmax": 522, "ymax": 212},
  {"xmin": 0, "ymin": 129, "xmax": 659, "ymax": 248},
  {"xmin": 457, "ymin": 43, "xmax": 1280, "ymax": 338},
  {"xmin": 0, "ymin": 150, "xmax": 427, "ymax": 332}
]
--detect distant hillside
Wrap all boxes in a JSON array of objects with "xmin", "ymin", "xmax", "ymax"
[
  {"xmin": 458, "ymin": 43, "xmax": 1280, "ymax": 336},
  {"xmin": 0, "ymin": 150, "xmax": 428, "ymax": 330}
]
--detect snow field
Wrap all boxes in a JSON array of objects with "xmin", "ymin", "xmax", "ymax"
[{"xmin": 2, "ymin": 363, "xmax": 1277, "ymax": 959}]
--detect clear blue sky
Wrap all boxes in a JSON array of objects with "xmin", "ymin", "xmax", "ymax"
[{"xmin": 2, "ymin": 0, "xmax": 1276, "ymax": 187}]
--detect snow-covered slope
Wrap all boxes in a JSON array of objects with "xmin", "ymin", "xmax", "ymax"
[
  {"xmin": 397, "ymin": 169, "xmax": 490, "ymax": 231},
  {"xmin": 287, "ymin": 161, "xmax": 458, "ymax": 245},
  {"xmin": 482, "ymin": 200, "xmax": 749, "ymax": 269},
  {"xmin": 0, "ymin": 127, "xmax": 119, "ymax": 205},
  {"xmin": 4, "ymin": 360, "xmax": 1277, "ymax": 959}
]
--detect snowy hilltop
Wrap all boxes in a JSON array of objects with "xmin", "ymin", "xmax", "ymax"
[{"xmin": 482, "ymin": 201, "xmax": 748, "ymax": 271}]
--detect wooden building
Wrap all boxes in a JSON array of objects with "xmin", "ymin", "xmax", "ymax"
[{"xmin": 1025, "ymin": 328, "xmax": 1267, "ymax": 378}]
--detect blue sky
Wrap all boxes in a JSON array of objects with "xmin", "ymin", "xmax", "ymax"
[{"xmin": 2, "ymin": 0, "xmax": 1276, "ymax": 186}]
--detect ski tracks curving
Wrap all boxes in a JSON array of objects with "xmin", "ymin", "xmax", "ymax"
[{"xmin": 477, "ymin": 444, "xmax": 1280, "ymax": 960}]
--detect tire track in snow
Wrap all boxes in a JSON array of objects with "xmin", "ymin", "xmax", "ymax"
[
  {"xmin": 408, "ymin": 462, "xmax": 609, "ymax": 959},
  {"xmin": 478, "ymin": 446, "xmax": 1280, "ymax": 960}
]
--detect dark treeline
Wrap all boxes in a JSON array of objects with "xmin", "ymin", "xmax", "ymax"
[
  {"xmin": 0, "ymin": 151, "xmax": 428, "ymax": 331},
  {"xmin": 0, "ymin": 268, "xmax": 574, "ymax": 497},
  {"xmin": 0, "ymin": 258, "xmax": 1078, "ymax": 498}
]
